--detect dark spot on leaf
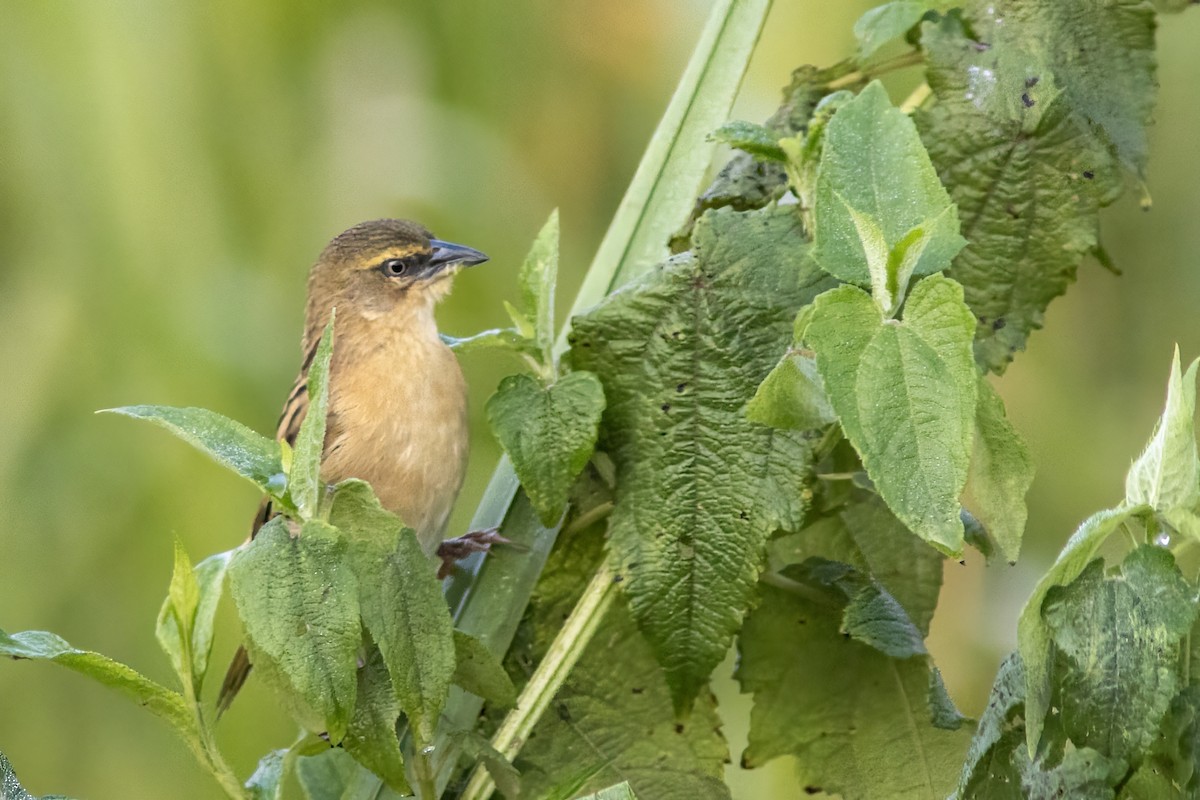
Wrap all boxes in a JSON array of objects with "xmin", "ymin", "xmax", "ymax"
[
  {"xmin": 1021, "ymin": 92, "xmax": 1034, "ymax": 108},
  {"xmin": 992, "ymin": 318, "xmax": 1006, "ymax": 330},
  {"xmin": 661, "ymin": 403, "xmax": 671, "ymax": 412},
  {"xmin": 1025, "ymin": 76, "xmax": 1040, "ymax": 88},
  {"xmin": 740, "ymin": 754, "xmax": 754, "ymax": 769},
  {"xmin": 676, "ymin": 382, "xmax": 687, "ymax": 393},
  {"xmin": 556, "ymin": 703, "xmax": 572, "ymax": 722},
  {"xmin": 1083, "ymin": 170, "xmax": 1095, "ymax": 179},
  {"xmin": 738, "ymin": 510, "xmax": 749, "ymax": 520},
  {"xmin": 978, "ymin": 315, "xmax": 989, "ymax": 324},
  {"xmin": 632, "ymin": 687, "xmax": 644, "ymax": 694},
  {"xmin": 612, "ymin": 574, "xmax": 624, "ymax": 583},
  {"xmin": 674, "ymin": 723, "xmax": 685, "ymax": 734},
  {"xmin": 804, "ymin": 787, "xmax": 823, "ymax": 795},
  {"xmin": 1004, "ymin": 204, "xmax": 1020, "ymax": 219}
]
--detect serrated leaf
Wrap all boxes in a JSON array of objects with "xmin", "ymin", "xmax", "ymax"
[
  {"xmin": 514, "ymin": 529, "xmax": 729, "ymax": 800},
  {"xmin": 328, "ymin": 479, "xmax": 455, "ymax": 745},
  {"xmin": 737, "ymin": 583, "xmax": 970, "ymax": 796},
  {"xmin": 1125, "ymin": 348, "xmax": 1200, "ymax": 516},
  {"xmin": 1017, "ymin": 504, "xmax": 1149, "ymax": 753},
  {"xmin": 0, "ymin": 628, "xmax": 190, "ymax": 731},
  {"xmin": 806, "ymin": 276, "xmax": 977, "ymax": 554},
  {"xmin": 100, "ymin": 405, "xmax": 286, "ymax": 498},
  {"xmin": 245, "ymin": 750, "xmax": 287, "ymax": 800},
  {"xmin": 709, "ymin": 121, "xmax": 786, "ymax": 162},
  {"xmin": 569, "ymin": 205, "xmax": 832, "ymax": 712},
  {"xmin": 1043, "ymin": 546, "xmax": 1197, "ymax": 765},
  {"xmin": 745, "ymin": 349, "xmax": 836, "ymax": 431},
  {"xmin": 487, "ymin": 371, "xmax": 606, "ymax": 527},
  {"xmin": 453, "ymin": 630, "xmax": 517, "ymax": 707},
  {"xmin": 227, "ymin": 517, "xmax": 360, "ymax": 742},
  {"xmin": 291, "ymin": 316, "xmax": 334, "ymax": 519},
  {"xmin": 917, "ymin": 12, "xmax": 1135, "ymax": 372},
  {"xmin": 812, "ymin": 81, "xmax": 966, "ymax": 294},
  {"xmin": 341, "ymin": 647, "xmax": 411, "ymax": 795},
  {"xmin": 518, "ymin": 209, "xmax": 560, "ymax": 360},
  {"xmin": 965, "ymin": 378, "xmax": 1035, "ymax": 563}
]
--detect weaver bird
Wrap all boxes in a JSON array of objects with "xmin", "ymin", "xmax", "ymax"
[{"xmin": 217, "ymin": 218, "xmax": 492, "ymax": 714}]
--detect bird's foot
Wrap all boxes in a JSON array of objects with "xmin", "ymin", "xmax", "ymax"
[{"xmin": 436, "ymin": 527, "xmax": 511, "ymax": 578}]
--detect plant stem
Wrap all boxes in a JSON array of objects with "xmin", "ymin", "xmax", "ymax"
[
  {"xmin": 824, "ymin": 50, "xmax": 924, "ymax": 90},
  {"xmin": 457, "ymin": 563, "xmax": 619, "ymax": 800}
]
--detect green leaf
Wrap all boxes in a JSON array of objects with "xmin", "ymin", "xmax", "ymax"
[
  {"xmin": 569, "ymin": 206, "xmax": 832, "ymax": 712},
  {"xmin": 812, "ymin": 81, "xmax": 966, "ymax": 297},
  {"xmin": 1017, "ymin": 504, "xmax": 1149, "ymax": 753},
  {"xmin": 513, "ymin": 530, "xmax": 729, "ymax": 800},
  {"xmin": 806, "ymin": 276, "xmax": 978, "ymax": 554},
  {"xmin": 100, "ymin": 405, "xmax": 285, "ymax": 498},
  {"xmin": 296, "ymin": 748, "xmax": 401, "ymax": 800},
  {"xmin": 854, "ymin": 2, "xmax": 935, "ymax": 60},
  {"xmin": 0, "ymin": 627, "xmax": 190, "ymax": 732},
  {"xmin": 487, "ymin": 371, "xmax": 606, "ymax": 527},
  {"xmin": 1122, "ymin": 686, "xmax": 1200, "ymax": 798},
  {"xmin": 737, "ymin": 583, "xmax": 970, "ymax": 796},
  {"xmin": 342, "ymin": 647, "xmax": 411, "ymax": 796},
  {"xmin": 1125, "ymin": 348, "xmax": 1200, "ymax": 516},
  {"xmin": 445, "ymin": 328, "xmax": 538, "ymax": 357},
  {"xmin": 328, "ymin": 479, "xmax": 456, "ymax": 745},
  {"xmin": 709, "ymin": 121, "xmax": 786, "ymax": 162},
  {"xmin": 156, "ymin": 543, "xmax": 231, "ymax": 696},
  {"xmin": 518, "ymin": 210, "xmax": 560, "ymax": 361},
  {"xmin": 291, "ymin": 315, "xmax": 335, "ymax": 519},
  {"xmin": 955, "ymin": 652, "xmax": 1026, "ymax": 797},
  {"xmin": 578, "ymin": 782, "xmax": 640, "ymax": 800},
  {"xmin": 227, "ymin": 516, "xmax": 360, "ymax": 742},
  {"xmin": 745, "ymin": 350, "xmax": 836, "ymax": 431},
  {"xmin": 245, "ymin": 750, "xmax": 287, "ymax": 800},
  {"xmin": 451, "ymin": 731, "xmax": 522, "ymax": 799},
  {"xmin": 965, "ymin": 378, "xmax": 1035, "ymax": 563},
  {"xmin": 0, "ymin": 750, "xmax": 71, "ymax": 800},
  {"xmin": 1043, "ymin": 546, "xmax": 1197, "ymax": 765},
  {"xmin": 453, "ymin": 630, "xmax": 517, "ymax": 707},
  {"xmin": 916, "ymin": 12, "xmax": 1137, "ymax": 372}
]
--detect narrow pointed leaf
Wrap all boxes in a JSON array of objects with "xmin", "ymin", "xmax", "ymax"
[
  {"xmin": 100, "ymin": 405, "xmax": 285, "ymax": 498},
  {"xmin": 518, "ymin": 210, "xmax": 560, "ymax": 360},
  {"xmin": 1125, "ymin": 348, "xmax": 1200, "ymax": 515},
  {"xmin": 710, "ymin": 121, "xmax": 787, "ymax": 162},
  {"xmin": 227, "ymin": 516, "xmax": 360, "ymax": 742},
  {"xmin": 291, "ymin": 316, "xmax": 335, "ymax": 519},
  {"xmin": 245, "ymin": 750, "xmax": 287, "ymax": 800},
  {"xmin": 452, "ymin": 630, "xmax": 517, "ymax": 707},
  {"xmin": 156, "ymin": 538, "xmax": 200, "ymax": 691},
  {"xmin": 965, "ymin": 379, "xmax": 1035, "ymax": 563},
  {"xmin": 342, "ymin": 648, "xmax": 411, "ymax": 795}
]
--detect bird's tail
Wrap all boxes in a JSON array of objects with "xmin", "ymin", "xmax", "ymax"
[{"xmin": 215, "ymin": 645, "xmax": 252, "ymax": 718}]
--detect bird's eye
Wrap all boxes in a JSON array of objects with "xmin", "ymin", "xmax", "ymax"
[{"xmin": 380, "ymin": 257, "xmax": 413, "ymax": 277}]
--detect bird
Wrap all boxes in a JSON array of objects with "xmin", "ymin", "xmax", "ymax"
[{"xmin": 216, "ymin": 218, "xmax": 493, "ymax": 715}]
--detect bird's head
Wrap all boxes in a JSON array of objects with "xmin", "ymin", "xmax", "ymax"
[{"xmin": 305, "ymin": 219, "xmax": 488, "ymax": 328}]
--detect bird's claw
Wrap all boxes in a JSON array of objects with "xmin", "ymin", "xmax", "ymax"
[{"xmin": 436, "ymin": 527, "xmax": 511, "ymax": 578}]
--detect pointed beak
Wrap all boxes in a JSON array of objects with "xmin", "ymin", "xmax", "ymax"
[{"xmin": 428, "ymin": 239, "xmax": 489, "ymax": 270}]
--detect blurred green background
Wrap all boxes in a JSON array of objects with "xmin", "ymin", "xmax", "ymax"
[{"xmin": 0, "ymin": 2, "xmax": 1197, "ymax": 797}]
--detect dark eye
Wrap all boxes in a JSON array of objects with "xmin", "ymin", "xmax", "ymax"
[{"xmin": 380, "ymin": 258, "xmax": 412, "ymax": 277}]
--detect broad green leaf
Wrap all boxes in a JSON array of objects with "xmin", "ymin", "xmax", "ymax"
[
  {"xmin": 955, "ymin": 653, "xmax": 1026, "ymax": 797},
  {"xmin": 0, "ymin": 750, "xmax": 70, "ymax": 800},
  {"xmin": 1125, "ymin": 348, "xmax": 1200, "ymax": 516},
  {"xmin": 156, "ymin": 544, "xmax": 231, "ymax": 696},
  {"xmin": 0, "ymin": 627, "xmax": 190, "ymax": 732},
  {"xmin": 295, "ymin": 748, "xmax": 402, "ymax": 800},
  {"xmin": 965, "ymin": 379, "xmax": 1035, "ymax": 563},
  {"xmin": 453, "ymin": 630, "xmax": 517, "ymax": 707},
  {"xmin": 518, "ymin": 210, "xmax": 560, "ymax": 361},
  {"xmin": 1119, "ymin": 687, "xmax": 1200, "ymax": 799},
  {"xmin": 328, "ymin": 479, "xmax": 455, "ymax": 745},
  {"xmin": 854, "ymin": 2, "xmax": 934, "ymax": 60},
  {"xmin": 916, "ymin": 13, "xmax": 1134, "ymax": 372},
  {"xmin": 1043, "ymin": 547, "xmax": 1197, "ymax": 765},
  {"xmin": 806, "ymin": 276, "xmax": 977, "ymax": 554},
  {"xmin": 569, "ymin": 206, "xmax": 832, "ymax": 712},
  {"xmin": 812, "ymin": 81, "xmax": 966, "ymax": 292},
  {"xmin": 512, "ymin": 528, "xmax": 729, "ymax": 800},
  {"xmin": 342, "ymin": 647, "xmax": 411, "ymax": 795},
  {"xmin": 245, "ymin": 750, "xmax": 286, "ymax": 800},
  {"xmin": 486, "ymin": 371, "xmax": 606, "ymax": 527},
  {"xmin": 1017, "ymin": 504, "xmax": 1149, "ymax": 753},
  {"xmin": 1017, "ymin": 748, "xmax": 1122, "ymax": 800},
  {"xmin": 579, "ymin": 782, "xmax": 640, "ymax": 800},
  {"xmin": 709, "ymin": 121, "xmax": 786, "ymax": 162},
  {"xmin": 737, "ymin": 583, "xmax": 970, "ymax": 796},
  {"xmin": 100, "ymin": 405, "xmax": 285, "ymax": 497},
  {"xmin": 746, "ymin": 350, "xmax": 836, "ymax": 431},
  {"xmin": 291, "ymin": 316, "xmax": 335, "ymax": 519},
  {"xmin": 227, "ymin": 517, "xmax": 360, "ymax": 742}
]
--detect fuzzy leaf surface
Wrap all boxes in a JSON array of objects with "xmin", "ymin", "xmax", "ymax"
[
  {"xmin": 291, "ymin": 317, "xmax": 334, "ymax": 519},
  {"xmin": 745, "ymin": 350, "xmax": 836, "ymax": 431},
  {"xmin": 452, "ymin": 630, "xmax": 517, "ymax": 707},
  {"xmin": 569, "ymin": 206, "xmax": 832, "ymax": 711},
  {"xmin": 341, "ymin": 647, "xmax": 411, "ymax": 795},
  {"xmin": 806, "ymin": 277, "xmax": 977, "ymax": 554},
  {"xmin": 227, "ymin": 516, "xmax": 360, "ymax": 742},
  {"xmin": 517, "ymin": 209, "xmax": 560, "ymax": 359},
  {"xmin": 156, "ymin": 543, "xmax": 231, "ymax": 695},
  {"xmin": 245, "ymin": 750, "xmax": 286, "ymax": 800},
  {"xmin": 487, "ymin": 371, "xmax": 606, "ymax": 527},
  {"xmin": 1125, "ymin": 349, "xmax": 1200, "ymax": 517},
  {"xmin": 965, "ymin": 379, "xmax": 1034, "ymax": 563}
]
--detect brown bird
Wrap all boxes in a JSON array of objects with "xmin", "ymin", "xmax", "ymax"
[{"xmin": 217, "ymin": 218, "xmax": 492, "ymax": 714}]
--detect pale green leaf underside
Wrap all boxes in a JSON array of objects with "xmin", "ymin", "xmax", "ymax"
[
  {"xmin": 1125, "ymin": 348, "xmax": 1200, "ymax": 516},
  {"xmin": 965, "ymin": 378, "xmax": 1035, "ymax": 563},
  {"xmin": 244, "ymin": 750, "xmax": 287, "ymax": 800},
  {"xmin": 745, "ymin": 350, "xmax": 836, "ymax": 431}
]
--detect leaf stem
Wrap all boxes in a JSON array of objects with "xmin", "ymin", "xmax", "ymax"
[
  {"xmin": 824, "ymin": 51, "xmax": 925, "ymax": 91},
  {"xmin": 457, "ymin": 563, "xmax": 620, "ymax": 800},
  {"xmin": 899, "ymin": 82, "xmax": 932, "ymax": 115},
  {"xmin": 563, "ymin": 501, "xmax": 614, "ymax": 537}
]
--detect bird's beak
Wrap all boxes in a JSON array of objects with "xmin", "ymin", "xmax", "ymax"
[{"xmin": 428, "ymin": 239, "xmax": 489, "ymax": 271}]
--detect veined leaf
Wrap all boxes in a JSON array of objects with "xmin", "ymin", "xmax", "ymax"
[
  {"xmin": 156, "ymin": 541, "xmax": 232, "ymax": 696},
  {"xmin": 452, "ymin": 630, "xmax": 517, "ymax": 707},
  {"xmin": 965, "ymin": 379, "xmax": 1035, "ymax": 563},
  {"xmin": 291, "ymin": 316, "xmax": 334, "ymax": 519},
  {"xmin": 710, "ymin": 120, "xmax": 786, "ymax": 162},
  {"xmin": 0, "ymin": 751, "xmax": 69, "ymax": 800},
  {"xmin": 806, "ymin": 276, "xmax": 977, "ymax": 554},
  {"xmin": 1125, "ymin": 348, "xmax": 1200, "ymax": 517},
  {"xmin": 227, "ymin": 517, "xmax": 360, "ymax": 742},
  {"xmin": 518, "ymin": 210, "xmax": 560, "ymax": 362},
  {"xmin": 854, "ymin": 2, "xmax": 939, "ymax": 60},
  {"xmin": 569, "ymin": 206, "xmax": 832, "ymax": 712},
  {"xmin": 100, "ymin": 405, "xmax": 285, "ymax": 498},
  {"xmin": 812, "ymin": 81, "xmax": 966, "ymax": 294},
  {"xmin": 745, "ymin": 350, "xmax": 836, "ymax": 431},
  {"xmin": 342, "ymin": 647, "xmax": 411, "ymax": 795},
  {"xmin": 486, "ymin": 371, "xmax": 606, "ymax": 527}
]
